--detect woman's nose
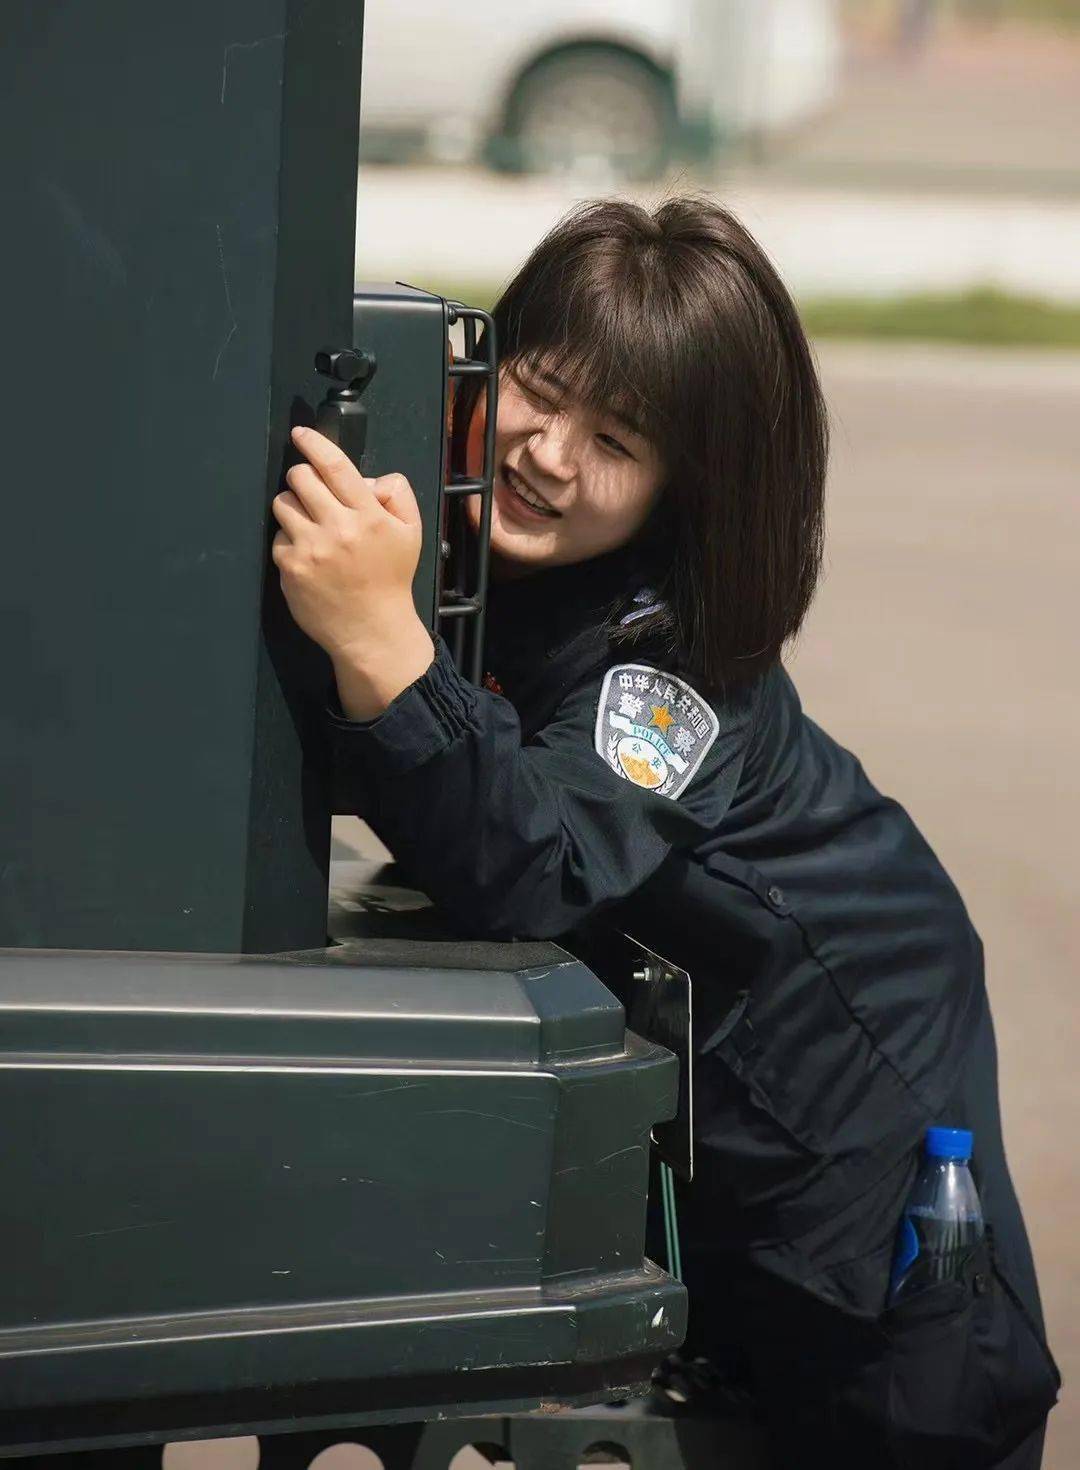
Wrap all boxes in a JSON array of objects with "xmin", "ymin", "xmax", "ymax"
[{"xmin": 526, "ymin": 418, "xmax": 579, "ymax": 482}]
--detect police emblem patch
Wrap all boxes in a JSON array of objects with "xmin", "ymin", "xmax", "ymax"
[{"xmin": 594, "ymin": 664, "xmax": 719, "ymax": 800}]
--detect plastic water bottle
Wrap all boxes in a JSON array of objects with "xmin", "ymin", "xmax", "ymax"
[{"xmin": 889, "ymin": 1126, "xmax": 985, "ymax": 1304}]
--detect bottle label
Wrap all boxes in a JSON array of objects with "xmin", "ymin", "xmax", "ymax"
[{"xmin": 889, "ymin": 1215, "xmax": 920, "ymax": 1295}]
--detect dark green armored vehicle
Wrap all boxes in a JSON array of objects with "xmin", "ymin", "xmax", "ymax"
[{"xmin": 0, "ymin": 4, "xmax": 767, "ymax": 1467}]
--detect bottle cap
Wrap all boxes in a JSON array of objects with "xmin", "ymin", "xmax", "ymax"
[{"xmin": 925, "ymin": 1126, "xmax": 973, "ymax": 1160}]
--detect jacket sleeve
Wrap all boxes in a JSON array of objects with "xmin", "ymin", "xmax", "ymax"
[{"xmin": 327, "ymin": 637, "xmax": 755, "ymax": 940}]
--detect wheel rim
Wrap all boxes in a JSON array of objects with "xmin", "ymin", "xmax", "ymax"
[{"xmin": 515, "ymin": 61, "xmax": 667, "ymax": 180}]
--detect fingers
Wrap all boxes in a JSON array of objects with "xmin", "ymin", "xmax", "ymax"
[
  {"xmin": 283, "ymin": 462, "xmax": 349, "ymax": 522},
  {"xmin": 370, "ymin": 472, "xmax": 421, "ymax": 527},
  {"xmin": 270, "ymin": 487, "xmax": 314, "ymax": 534},
  {"xmin": 291, "ymin": 426, "xmax": 371, "ymax": 508},
  {"xmin": 287, "ymin": 425, "xmax": 420, "ymax": 528}
]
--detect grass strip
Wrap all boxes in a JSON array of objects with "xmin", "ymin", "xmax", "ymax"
[{"xmin": 799, "ymin": 288, "xmax": 1080, "ymax": 349}]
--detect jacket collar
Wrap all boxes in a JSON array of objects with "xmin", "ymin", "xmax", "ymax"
[{"xmin": 485, "ymin": 541, "xmax": 655, "ymax": 658}]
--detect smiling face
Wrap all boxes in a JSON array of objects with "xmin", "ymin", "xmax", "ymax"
[{"xmin": 464, "ymin": 361, "xmax": 665, "ymax": 574}]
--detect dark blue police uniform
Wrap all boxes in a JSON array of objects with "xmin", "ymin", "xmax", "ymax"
[{"xmin": 328, "ymin": 544, "xmax": 1059, "ymax": 1468}]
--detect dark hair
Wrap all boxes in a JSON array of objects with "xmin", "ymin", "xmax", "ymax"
[{"xmin": 453, "ymin": 195, "xmax": 828, "ymax": 692}]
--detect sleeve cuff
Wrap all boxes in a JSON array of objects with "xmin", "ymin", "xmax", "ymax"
[{"xmin": 325, "ymin": 636, "xmax": 478, "ymax": 776}]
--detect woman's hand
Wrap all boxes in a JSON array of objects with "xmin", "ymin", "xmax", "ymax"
[{"xmin": 270, "ymin": 426, "xmax": 434, "ymax": 720}]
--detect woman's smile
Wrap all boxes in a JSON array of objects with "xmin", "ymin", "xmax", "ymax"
[{"xmin": 496, "ymin": 463, "xmax": 562, "ymax": 523}]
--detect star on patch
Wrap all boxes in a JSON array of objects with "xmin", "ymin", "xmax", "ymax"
[{"xmin": 649, "ymin": 703, "xmax": 675, "ymax": 735}]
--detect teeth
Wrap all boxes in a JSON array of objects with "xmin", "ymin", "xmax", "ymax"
[{"xmin": 506, "ymin": 467, "xmax": 554, "ymax": 515}]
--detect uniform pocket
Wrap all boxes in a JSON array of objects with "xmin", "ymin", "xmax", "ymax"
[
  {"xmin": 695, "ymin": 980, "xmax": 833, "ymax": 1231},
  {"xmin": 878, "ymin": 1231, "xmax": 1059, "ymax": 1469}
]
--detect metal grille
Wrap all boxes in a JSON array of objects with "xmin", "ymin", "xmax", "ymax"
[{"xmin": 439, "ymin": 301, "xmax": 497, "ymax": 685}]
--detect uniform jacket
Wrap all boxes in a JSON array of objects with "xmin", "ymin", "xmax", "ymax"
[
  {"xmin": 329, "ymin": 543, "xmax": 978, "ymax": 1276},
  {"xmin": 328, "ymin": 544, "xmax": 1058, "ymax": 1465}
]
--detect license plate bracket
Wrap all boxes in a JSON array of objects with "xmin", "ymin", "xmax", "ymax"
[{"xmin": 567, "ymin": 930, "xmax": 693, "ymax": 1181}]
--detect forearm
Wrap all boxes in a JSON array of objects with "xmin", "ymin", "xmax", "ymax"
[
  {"xmin": 367, "ymin": 753, "xmax": 671, "ymax": 939},
  {"xmin": 326, "ymin": 641, "xmax": 695, "ymax": 939},
  {"xmin": 330, "ymin": 608, "xmax": 435, "ymax": 723}
]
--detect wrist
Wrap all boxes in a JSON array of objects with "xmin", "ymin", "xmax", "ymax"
[{"xmin": 331, "ymin": 611, "xmax": 435, "ymax": 723}]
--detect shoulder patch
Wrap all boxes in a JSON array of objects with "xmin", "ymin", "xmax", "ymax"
[{"xmin": 594, "ymin": 664, "xmax": 719, "ymax": 800}]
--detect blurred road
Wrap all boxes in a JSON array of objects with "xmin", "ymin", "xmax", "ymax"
[
  {"xmin": 179, "ymin": 342, "xmax": 1080, "ymax": 1465},
  {"xmin": 355, "ymin": 164, "xmax": 1080, "ymax": 304}
]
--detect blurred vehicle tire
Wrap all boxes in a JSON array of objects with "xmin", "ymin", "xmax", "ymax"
[{"xmin": 494, "ymin": 45, "xmax": 675, "ymax": 182}]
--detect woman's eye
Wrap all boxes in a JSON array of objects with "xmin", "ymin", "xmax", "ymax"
[
  {"xmin": 598, "ymin": 433, "xmax": 631, "ymax": 458},
  {"xmin": 518, "ymin": 379, "xmax": 557, "ymax": 411}
]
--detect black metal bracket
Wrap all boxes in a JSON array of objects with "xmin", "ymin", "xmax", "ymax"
[{"xmin": 313, "ymin": 345, "xmax": 377, "ymax": 461}]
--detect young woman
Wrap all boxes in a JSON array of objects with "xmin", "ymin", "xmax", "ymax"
[{"xmin": 270, "ymin": 197, "xmax": 1058, "ymax": 1467}]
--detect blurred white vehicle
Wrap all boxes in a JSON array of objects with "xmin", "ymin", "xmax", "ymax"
[{"xmin": 361, "ymin": 0, "xmax": 841, "ymax": 179}]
